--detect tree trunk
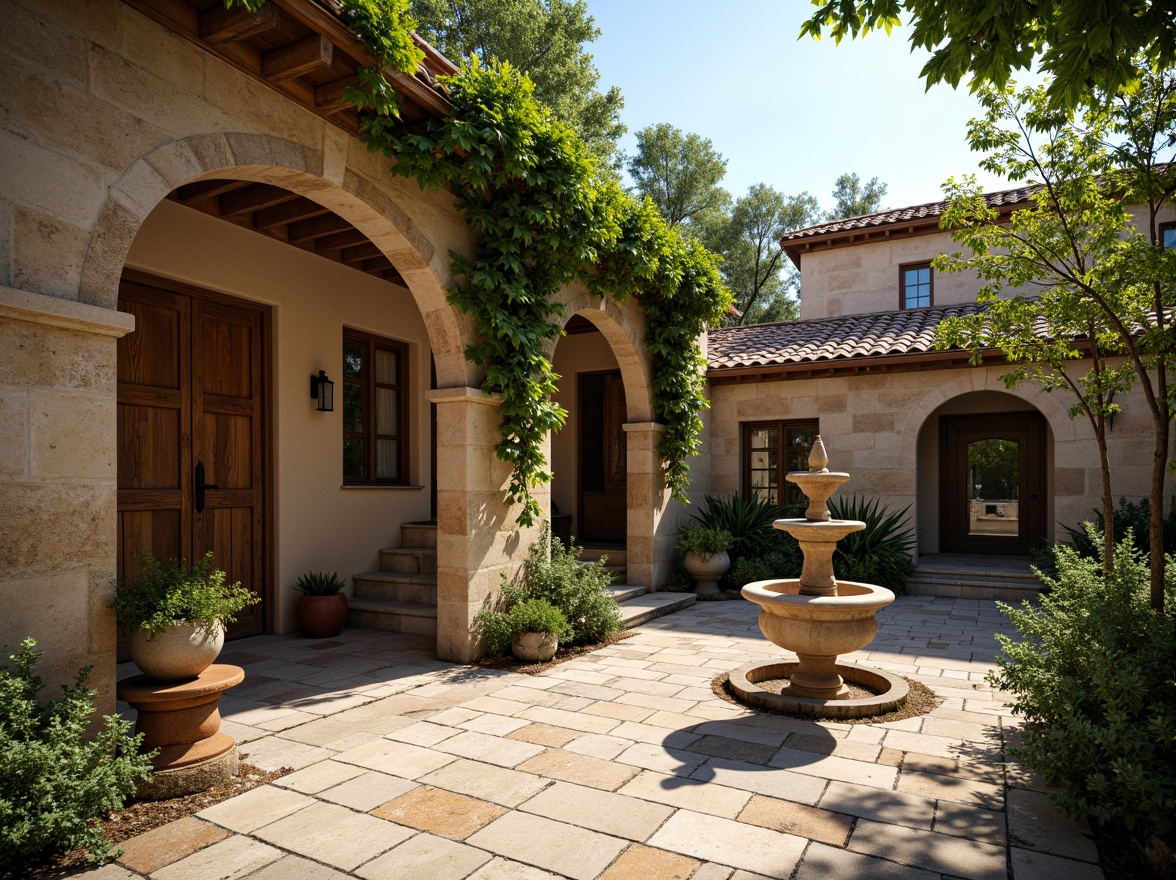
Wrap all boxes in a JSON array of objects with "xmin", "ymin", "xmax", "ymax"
[{"xmin": 1095, "ymin": 429, "xmax": 1114, "ymax": 579}]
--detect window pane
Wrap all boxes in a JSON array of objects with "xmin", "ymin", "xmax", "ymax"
[
  {"xmin": 343, "ymin": 435, "xmax": 364, "ymax": 479},
  {"xmin": 376, "ymin": 439, "xmax": 400, "ymax": 479},
  {"xmin": 967, "ymin": 438, "xmax": 1020, "ymax": 537},
  {"xmin": 375, "ymin": 348, "xmax": 399, "ymax": 385},
  {"xmin": 343, "ymin": 340, "xmax": 363, "ymax": 378},
  {"xmin": 343, "ymin": 382, "xmax": 363, "ymax": 433},
  {"xmin": 1164, "ymin": 227, "xmax": 1176, "ymax": 250},
  {"xmin": 749, "ymin": 428, "xmax": 776, "ymax": 449},
  {"xmin": 376, "ymin": 388, "xmax": 399, "ymax": 435}
]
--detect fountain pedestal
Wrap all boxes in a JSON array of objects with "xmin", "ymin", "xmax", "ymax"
[{"xmin": 735, "ymin": 437, "xmax": 906, "ymax": 717}]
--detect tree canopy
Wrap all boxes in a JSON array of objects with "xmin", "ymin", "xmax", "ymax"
[
  {"xmin": 799, "ymin": 0, "xmax": 1176, "ymax": 109},
  {"xmin": 411, "ymin": 0, "xmax": 625, "ymax": 164},
  {"xmin": 935, "ymin": 60, "xmax": 1176, "ymax": 608},
  {"xmin": 626, "ymin": 123, "xmax": 730, "ymax": 228},
  {"xmin": 829, "ymin": 172, "xmax": 887, "ymax": 218}
]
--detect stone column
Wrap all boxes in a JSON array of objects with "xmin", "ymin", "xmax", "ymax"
[
  {"xmin": 623, "ymin": 422, "xmax": 675, "ymax": 590},
  {"xmin": 0, "ymin": 287, "xmax": 136, "ymax": 715},
  {"xmin": 428, "ymin": 387, "xmax": 543, "ymax": 662}
]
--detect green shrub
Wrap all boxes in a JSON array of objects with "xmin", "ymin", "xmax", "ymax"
[
  {"xmin": 0, "ymin": 639, "xmax": 155, "ymax": 868},
  {"xmin": 109, "ymin": 551, "xmax": 259, "ymax": 636},
  {"xmin": 989, "ymin": 534, "xmax": 1176, "ymax": 849},
  {"xmin": 479, "ymin": 599, "xmax": 572, "ymax": 656},
  {"xmin": 475, "ymin": 523, "xmax": 621, "ymax": 655},
  {"xmin": 727, "ymin": 550, "xmax": 801, "ymax": 588},
  {"xmin": 677, "ymin": 526, "xmax": 733, "ymax": 556},
  {"xmin": 293, "ymin": 571, "xmax": 346, "ymax": 595},
  {"xmin": 828, "ymin": 495, "xmax": 916, "ymax": 594},
  {"xmin": 1063, "ymin": 497, "xmax": 1176, "ymax": 562},
  {"xmin": 690, "ymin": 493, "xmax": 784, "ymax": 561}
]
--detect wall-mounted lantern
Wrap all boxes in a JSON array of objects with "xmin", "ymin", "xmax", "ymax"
[{"xmin": 311, "ymin": 370, "xmax": 334, "ymax": 412}]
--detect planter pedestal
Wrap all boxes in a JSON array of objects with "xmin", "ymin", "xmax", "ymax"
[{"xmin": 117, "ymin": 664, "xmax": 244, "ymax": 800}]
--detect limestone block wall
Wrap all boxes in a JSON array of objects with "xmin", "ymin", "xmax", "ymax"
[{"xmin": 703, "ymin": 364, "xmax": 1165, "ymax": 558}]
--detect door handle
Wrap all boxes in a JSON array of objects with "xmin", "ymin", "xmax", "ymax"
[{"xmin": 195, "ymin": 460, "xmax": 219, "ymax": 513}]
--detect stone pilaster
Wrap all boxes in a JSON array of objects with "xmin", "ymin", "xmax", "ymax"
[
  {"xmin": 623, "ymin": 422, "xmax": 675, "ymax": 590},
  {"xmin": 428, "ymin": 387, "xmax": 542, "ymax": 662}
]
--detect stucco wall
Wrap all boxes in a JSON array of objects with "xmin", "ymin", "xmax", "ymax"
[
  {"xmin": 704, "ymin": 364, "xmax": 1163, "ymax": 558},
  {"xmin": 124, "ymin": 199, "xmax": 435, "ymax": 633}
]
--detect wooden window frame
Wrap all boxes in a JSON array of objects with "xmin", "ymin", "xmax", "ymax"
[
  {"xmin": 741, "ymin": 420, "xmax": 819, "ymax": 513},
  {"xmin": 342, "ymin": 328, "xmax": 409, "ymax": 485},
  {"xmin": 1161, "ymin": 221, "xmax": 1176, "ymax": 251},
  {"xmin": 899, "ymin": 260, "xmax": 934, "ymax": 309}
]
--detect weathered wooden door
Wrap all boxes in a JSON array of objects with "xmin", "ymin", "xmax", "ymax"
[
  {"xmin": 117, "ymin": 273, "xmax": 269, "ymax": 658},
  {"xmin": 579, "ymin": 371, "xmax": 627, "ymax": 543},
  {"xmin": 941, "ymin": 412, "xmax": 1045, "ymax": 555}
]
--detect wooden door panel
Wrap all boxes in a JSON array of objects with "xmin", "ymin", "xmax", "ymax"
[
  {"xmin": 118, "ymin": 291, "xmax": 184, "ymax": 389},
  {"xmin": 117, "ymin": 405, "xmax": 182, "ymax": 489},
  {"xmin": 205, "ymin": 413, "xmax": 254, "ymax": 488}
]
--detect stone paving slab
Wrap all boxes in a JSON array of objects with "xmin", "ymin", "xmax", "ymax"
[{"xmin": 107, "ymin": 596, "xmax": 1108, "ymax": 880}]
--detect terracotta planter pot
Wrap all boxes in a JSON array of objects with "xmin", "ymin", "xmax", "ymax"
[
  {"xmin": 512, "ymin": 631, "xmax": 558, "ymax": 663},
  {"xmin": 684, "ymin": 550, "xmax": 731, "ymax": 595},
  {"xmin": 130, "ymin": 621, "xmax": 224, "ymax": 681},
  {"xmin": 296, "ymin": 593, "xmax": 349, "ymax": 638}
]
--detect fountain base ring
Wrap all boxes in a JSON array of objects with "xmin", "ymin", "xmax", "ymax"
[{"xmin": 728, "ymin": 660, "xmax": 909, "ymax": 720}]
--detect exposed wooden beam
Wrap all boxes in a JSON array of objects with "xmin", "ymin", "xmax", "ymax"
[
  {"xmin": 362, "ymin": 256, "xmax": 392, "ymax": 272},
  {"xmin": 315, "ymin": 228, "xmax": 369, "ymax": 252},
  {"xmin": 174, "ymin": 179, "xmax": 248, "ymax": 205},
  {"xmin": 315, "ymin": 77, "xmax": 358, "ymax": 115},
  {"xmin": 199, "ymin": 2, "xmax": 280, "ymax": 45},
  {"xmin": 254, "ymin": 197, "xmax": 330, "ymax": 229},
  {"xmin": 262, "ymin": 35, "xmax": 333, "ymax": 83},
  {"xmin": 287, "ymin": 213, "xmax": 351, "ymax": 243},
  {"xmin": 342, "ymin": 242, "xmax": 382, "ymax": 264},
  {"xmin": 219, "ymin": 184, "xmax": 299, "ymax": 217}
]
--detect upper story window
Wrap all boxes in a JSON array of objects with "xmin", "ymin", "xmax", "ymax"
[
  {"xmin": 743, "ymin": 421, "xmax": 818, "ymax": 516},
  {"xmin": 1162, "ymin": 222, "xmax": 1175, "ymax": 250},
  {"xmin": 901, "ymin": 262, "xmax": 933, "ymax": 309},
  {"xmin": 342, "ymin": 329, "xmax": 408, "ymax": 484}
]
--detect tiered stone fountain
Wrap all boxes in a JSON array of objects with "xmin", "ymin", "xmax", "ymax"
[{"xmin": 731, "ymin": 437, "xmax": 908, "ymax": 719}]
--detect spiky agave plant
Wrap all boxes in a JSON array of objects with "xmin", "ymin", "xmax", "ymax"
[{"xmin": 828, "ymin": 495, "xmax": 915, "ymax": 593}]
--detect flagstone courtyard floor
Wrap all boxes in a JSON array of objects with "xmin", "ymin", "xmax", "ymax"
[{"xmin": 94, "ymin": 596, "xmax": 1105, "ymax": 880}]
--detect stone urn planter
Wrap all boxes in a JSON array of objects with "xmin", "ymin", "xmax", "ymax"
[
  {"xmin": 512, "ymin": 631, "xmax": 559, "ymax": 663},
  {"xmin": 296, "ymin": 593, "xmax": 349, "ymax": 639},
  {"xmin": 129, "ymin": 621, "xmax": 224, "ymax": 682},
  {"xmin": 683, "ymin": 550, "xmax": 731, "ymax": 595}
]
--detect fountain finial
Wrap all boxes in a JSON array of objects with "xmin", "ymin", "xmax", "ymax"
[{"xmin": 808, "ymin": 436, "xmax": 829, "ymax": 473}]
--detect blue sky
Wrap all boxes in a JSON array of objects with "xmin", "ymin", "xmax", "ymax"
[{"xmin": 586, "ymin": 1, "xmax": 1015, "ymax": 215}]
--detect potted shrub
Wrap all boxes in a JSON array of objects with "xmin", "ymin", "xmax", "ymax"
[
  {"xmin": 109, "ymin": 551, "xmax": 259, "ymax": 681},
  {"xmin": 679, "ymin": 526, "xmax": 734, "ymax": 595},
  {"xmin": 294, "ymin": 571, "xmax": 348, "ymax": 639},
  {"xmin": 477, "ymin": 597, "xmax": 572, "ymax": 663}
]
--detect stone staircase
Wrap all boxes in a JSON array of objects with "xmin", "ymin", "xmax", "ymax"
[
  {"xmin": 349, "ymin": 526, "xmax": 695, "ymax": 635},
  {"xmin": 907, "ymin": 554, "xmax": 1043, "ymax": 601}
]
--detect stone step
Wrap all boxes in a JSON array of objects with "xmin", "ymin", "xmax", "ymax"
[
  {"xmin": 906, "ymin": 573, "xmax": 1041, "ymax": 601},
  {"xmin": 617, "ymin": 591, "xmax": 696, "ymax": 628},
  {"xmin": 579, "ymin": 546, "xmax": 626, "ymax": 565},
  {"xmin": 582, "ymin": 561, "xmax": 627, "ymax": 584},
  {"xmin": 380, "ymin": 546, "xmax": 438, "ymax": 574},
  {"xmin": 347, "ymin": 597, "xmax": 437, "ymax": 636},
  {"xmin": 607, "ymin": 584, "xmax": 648, "ymax": 604},
  {"xmin": 353, "ymin": 571, "xmax": 437, "ymax": 605},
  {"xmin": 400, "ymin": 521, "xmax": 437, "ymax": 549}
]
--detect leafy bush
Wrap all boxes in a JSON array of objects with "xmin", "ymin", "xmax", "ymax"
[
  {"xmin": 827, "ymin": 495, "xmax": 916, "ymax": 594},
  {"xmin": 989, "ymin": 534, "xmax": 1176, "ymax": 850},
  {"xmin": 727, "ymin": 550, "xmax": 801, "ymax": 588},
  {"xmin": 475, "ymin": 523, "xmax": 621, "ymax": 655},
  {"xmin": 294, "ymin": 571, "xmax": 346, "ymax": 596},
  {"xmin": 1064, "ymin": 497, "xmax": 1176, "ymax": 561},
  {"xmin": 481, "ymin": 599, "xmax": 573, "ymax": 656},
  {"xmin": 109, "ymin": 551, "xmax": 259, "ymax": 635},
  {"xmin": 677, "ymin": 526, "xmax": 733, "ymax": 556},
  {"xmin": 690, "ymin": 493, "xmax": 784, "ymax": 561},
  {"xmin": 1, "ymin": 639, "xmax": 155, "ymax": 867}
]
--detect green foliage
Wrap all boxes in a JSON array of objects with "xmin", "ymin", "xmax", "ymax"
[
  {"xmin": 478, "ymin": 598, "xmax": 571, "ymax": 656},
  {"xmin": 475, "ymin": 523, "xmax": 621, "ymax": 654},
  {"xmin": 798, "ymin": 0, "xmax": 1176, "ymax": 111},
  {"xmin": 627, "ymin": 123, "xmax": 729, "ymax": 228},
  {"xmin": 1061, "ymin": 499, "xmax": 1176, "ymax": 563},
  {"xmin": 0, "ymin": 639, "xmax": 155, "ymax": 867},
  {"xmin": 828, "ymin": 494, "xmax": 916, "ymax": 593},
  {"xmin": 989, "ymin": 536, "xmax": 1176, "ymax": 847},
  {"xmin": 690, "ymin": 493, "xmax": 784, "ymax": 561},
  {"xmin": 294, "ymin": 571, "xmax": 346, "ymax": 596},
  {"xmin": 411, "ymin": 0, "xmax": 625, "ymax": 165},
  {"xmin": 828, "ymin": 172, "xmax": 887, "ymax": 219},
  {"xmin": 727, "ymin": 550, "xmax": 802, "ymax": 589},
  {"xmin": 109, "ymin": 551, "xmax": 259, "ymax": 636},
  {"xmin": 677, "ymin": 526, "xmax": 733, "ymax": 557}
]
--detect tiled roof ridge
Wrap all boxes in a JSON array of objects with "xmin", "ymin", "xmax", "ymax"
[{"xmin": 708, "ymin": 301, "xmax": 985, "ymax": 338}]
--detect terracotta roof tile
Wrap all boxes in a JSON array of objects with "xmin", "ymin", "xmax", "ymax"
[
  {"xmin": 707, "ymin": 303, "xmax": 986, "ymax": 371},
  {"xmin": 782, "ymin": 184, "xmax": 1041, "ymax": 243}
]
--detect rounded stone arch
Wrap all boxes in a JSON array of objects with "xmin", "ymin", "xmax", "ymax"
[
  {"xmin": 549, "ymin": 289, "xmax": 655, "ymax": 424},
  {"xmin": 77, "ymin": 131, "xmax": 469, "ymax": 386}
]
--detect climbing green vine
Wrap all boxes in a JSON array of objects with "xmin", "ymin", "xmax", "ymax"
[{"xmin": 225, "ymin": 1, "xmax": 731, "ymax": 525}]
